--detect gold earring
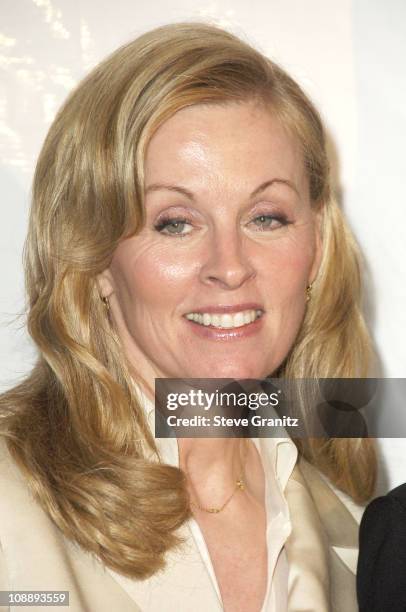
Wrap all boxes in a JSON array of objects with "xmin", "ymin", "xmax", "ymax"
[
  {"xmin": 101, "ymin": 296, "xmax": 110, "ymax": 312},
  {"xmin": 306, "ymin": 284, "xmax": 313, "ymax": 302}
]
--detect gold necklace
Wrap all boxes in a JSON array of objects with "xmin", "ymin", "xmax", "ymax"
[{"xmin": 189, "ymin": 440, "xmax": 248, "ymax": 514}]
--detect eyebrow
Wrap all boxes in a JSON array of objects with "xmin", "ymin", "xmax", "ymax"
[{"xmin": 144, "ymin": 178, "xmax": 299, "ymax": 200}]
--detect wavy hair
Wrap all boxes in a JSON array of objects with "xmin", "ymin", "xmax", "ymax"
[{"xmin": 0, "ymin": 21, "xmax": 376, "ymax": 578}]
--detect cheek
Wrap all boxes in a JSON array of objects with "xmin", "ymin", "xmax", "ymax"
[
  {"xmin": 259, "ymin": 230, "xmax": 316, "ymax": 303},
  {"xmin": 110, "ymin": 240, "xmax": 198, "ymax": 310}
]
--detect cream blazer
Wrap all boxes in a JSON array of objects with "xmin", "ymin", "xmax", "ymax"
[{"xmin": 0, "ymin": 435, "xmax": 361, "ymax": 612}]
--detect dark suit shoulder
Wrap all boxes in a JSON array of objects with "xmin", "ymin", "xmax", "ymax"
[
  {"xmin": 387, "ymin": 482, "xmax": 406, "ymax": 507},
  {"xmin": 357, "ymin": 487, "xmax": 406, "ymax": 612}
]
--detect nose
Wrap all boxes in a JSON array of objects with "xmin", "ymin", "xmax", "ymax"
[{"xmin": 199, "ymin": 228, "xmax": 256, "ymax": 290}]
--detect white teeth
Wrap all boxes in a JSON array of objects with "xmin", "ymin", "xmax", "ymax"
[
  {"xmin": 212, "ymin": 314, "xmax": 221, "ymax": 328},
  {"xmin": 203, "ymin": 313, "xmax": 211, "ymax": 326},
  {"xmin": 233, "ymin": 312, "xmax": 245, "ymax": 327},
  {"xmin": 185, "ymin": 309, "xmax": 263, "ymax": 329},
  {"xmin": 221, "ymin": 314, "xmax": 233, "ymax": 328}
]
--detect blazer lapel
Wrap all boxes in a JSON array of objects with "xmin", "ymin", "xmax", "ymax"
[
  {"xmin": 284, "ymin": 464, "xmax": 330, "ymax": 612},
  {"xmin": 297, "ymin": 458, "xmax": 360, "ymax": 612},
  {"xmin": 298, "ymin": 459, "xmax": 359, "ymax": 567}
]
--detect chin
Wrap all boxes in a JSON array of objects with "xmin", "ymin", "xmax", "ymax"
[{"xmin": 188, "ymin": 362, "xmax": 269, "ymax": 381}]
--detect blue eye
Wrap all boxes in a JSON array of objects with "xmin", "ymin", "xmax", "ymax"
[
  {"xmin": 154, "ymin": 217, "xmax": 191, "ymax": 235},
  {"xmin": 251, "ymin": 214, "xmax": 289, "ymax": 230}
]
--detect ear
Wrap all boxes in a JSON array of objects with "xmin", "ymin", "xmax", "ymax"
[
  {"xmin": 97, "ymin": 268, "xmax": 115, "ymax": 299},
  {"xmin": 309, "ymin": 206, "xmax": 323, "ymax": 284}
]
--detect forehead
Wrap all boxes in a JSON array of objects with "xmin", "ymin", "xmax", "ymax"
[{"xmin": 144, "ymin": 100, "xmax": 306, "ymax": 193}]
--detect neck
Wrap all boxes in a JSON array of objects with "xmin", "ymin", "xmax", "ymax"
[
  {"xmin": 178, "ymin": 438, "xmax": 248, "ymax": 509},
  {"xmin": 133, "ymin": 377, "xmax": 262, "ymax": 508}
]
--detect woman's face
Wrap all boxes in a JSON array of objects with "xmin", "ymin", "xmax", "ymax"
[{"xmin": 98, "ymin": 100, "xmax": 322, "ymax": 383}]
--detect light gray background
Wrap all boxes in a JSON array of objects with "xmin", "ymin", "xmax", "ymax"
[{"xmin": 1, "ymin": 0, "xmax": 405, "ymax": 493}]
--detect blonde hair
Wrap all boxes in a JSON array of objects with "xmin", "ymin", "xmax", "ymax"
[{"xmin": 0, "ymin": 22, "xmax": 376, "ymax": 579}]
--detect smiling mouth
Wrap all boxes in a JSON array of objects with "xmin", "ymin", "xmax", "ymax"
[{"xmin": 184, "ymin": 309, "xmax": 264, "ymax": 329}]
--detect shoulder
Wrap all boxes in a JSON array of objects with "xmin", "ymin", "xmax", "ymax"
[
  {"xmin": 0, "ymin": 436, "xmax": 143, "ymax": 611},
  {"xmin": 0, "ymin": 434, "xmax": 50, "ymax": 591},
  {"xmin": 298, "ymin": 457, "xmax": 366, "ymax": 524},
  {"xmin": 360, "ymin": 484, "xmax": 406, "ymax": 538},
  {"xmin": 387, "ymin": 482, "xmax": 406, "ymax": 507},
  {"xmin": 0, "ymin": 433, "xmax": 72, "ymax": 556},
  {"xmin": 321, "ymin": 473, "xmax": 366, "ymax": 524},
  {"xmin": 357, "ymin": 486, "xmax": 406, "ymax": 610},
  {"xmin": 0, "ymin": 435, "xmax": 33, "ymax": 504},
  {"xmin": 358, "ymin": 485, "xmax": 406, "ymax": 568},
  {"xmin": 0, "ymin": 434, "xmax": 55, "ymax": 538}
]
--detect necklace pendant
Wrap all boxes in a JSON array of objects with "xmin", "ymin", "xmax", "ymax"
[
  {"xmin": 209, "ymin": 508, "xmax": 220, "ymax": 513},
  {"xmin": 236, "ymin": 480, "xmax": 244, "ymax": 490}
]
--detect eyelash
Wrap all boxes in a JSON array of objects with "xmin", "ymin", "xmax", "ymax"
[
  {"xmin": 154, "ymin": 214, "xmax": 292, "ymax": 237},
  {"xmin": 154, "ymin": 217, "xmax": 190, "ymax": 235}
]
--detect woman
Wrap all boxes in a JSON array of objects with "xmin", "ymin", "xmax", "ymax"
[{"xmin": 0, "ymin": 22, "xmax": 376, "ymax": 612}]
